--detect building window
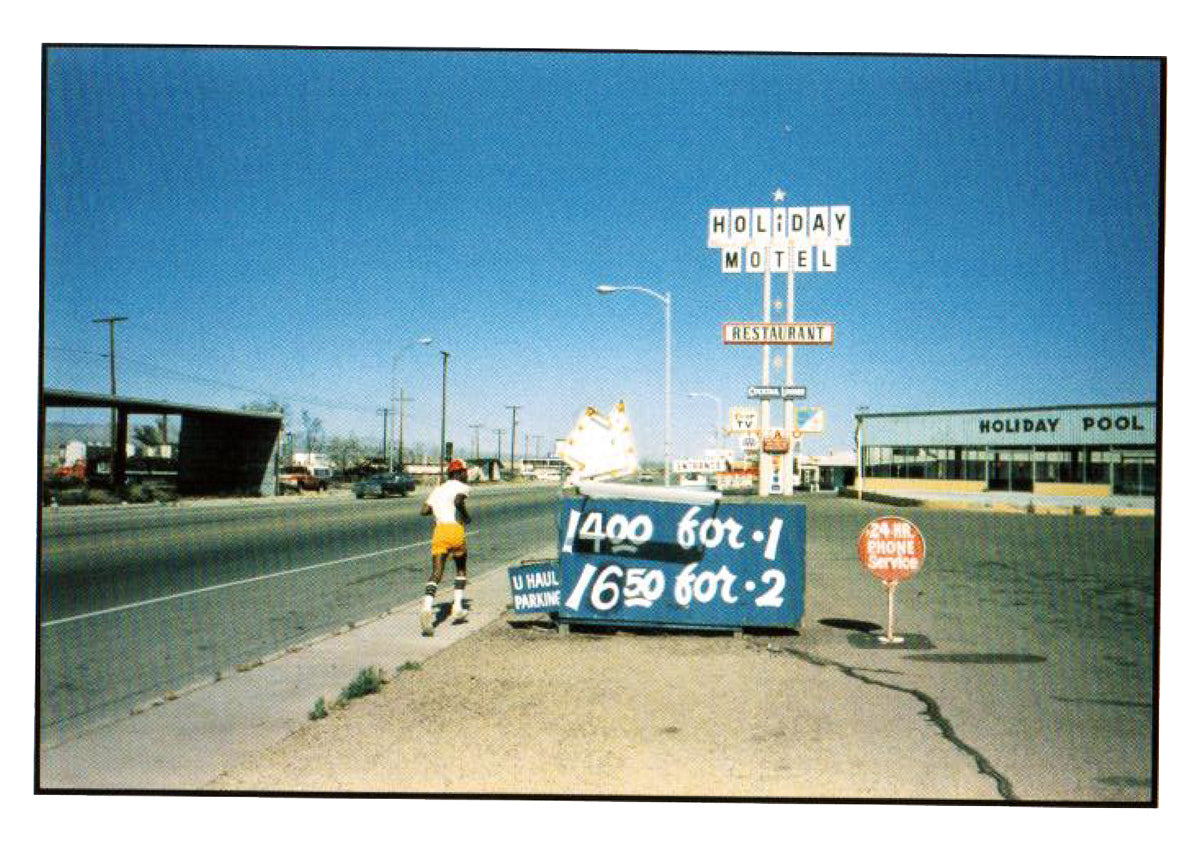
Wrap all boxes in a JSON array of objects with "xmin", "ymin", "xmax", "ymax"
[
  {"xmin": 1113, "ymin": 446, "xmax": 1156, "ymax": 496},
  {"xmin": 964, "ymin": 448, "xmax": 986, "ymax": 480},
  {"xmin": 1085, "ymin": 447, "xmax": 1113, "ymax": 485}
]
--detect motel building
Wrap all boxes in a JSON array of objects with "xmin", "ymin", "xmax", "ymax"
[{"xmin": 854, "ymin": 402, "xmax": 1156, "ymax": 499}]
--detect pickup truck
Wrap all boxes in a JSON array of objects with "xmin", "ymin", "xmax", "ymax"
[{"xmin": 280, "ymin": 465, "xmax": 329, "ymax": 493}]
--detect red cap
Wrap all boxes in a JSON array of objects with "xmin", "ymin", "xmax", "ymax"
[{"xmin": 447, "ymin": 458, "xmax": 467, "ymax": 474}]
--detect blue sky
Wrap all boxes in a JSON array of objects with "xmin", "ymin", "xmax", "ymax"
[{"xmin": 42, "ymin": 49, "xmax": 1161, "ymax": 461}]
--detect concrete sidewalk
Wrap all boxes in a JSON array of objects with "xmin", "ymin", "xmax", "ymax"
[
  {"xmin": 847, "ymin": 487, "xmax": 1155, "ymax": 515},
  {"xmin": 38, "ymin": 543, "xmax": 554, "ymax": 791}
]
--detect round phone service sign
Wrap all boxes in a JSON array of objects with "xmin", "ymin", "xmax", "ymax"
[{"xmin": 857, "ymin": 516, "xmax": 926, "ymax": 583}]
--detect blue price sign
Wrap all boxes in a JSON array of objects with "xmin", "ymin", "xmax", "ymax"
[
  {"xmin": 556, "ymin": 498, "xmax": 805, "ymax": 630},
  {"xmin": 507, "ymin": 562, "xmax": 562, "ymax": 614}
]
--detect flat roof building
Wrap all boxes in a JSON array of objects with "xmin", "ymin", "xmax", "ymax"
[{"xmin": 855, "ymin": 402, "xmax": 1156, "ymax": 498}]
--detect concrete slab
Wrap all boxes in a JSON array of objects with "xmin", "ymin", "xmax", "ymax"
[
  {"xmin": 38, "ymin": 541, "xmax": 557, "ymax": 790},
  {"xmin": 849, "ymin": 487, "xmax": 1155, "ymax": 516}
]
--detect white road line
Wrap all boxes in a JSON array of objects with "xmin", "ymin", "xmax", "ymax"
[{"xmin": 40, "ymin": 530, "xmax": 480, "ymax": 629}]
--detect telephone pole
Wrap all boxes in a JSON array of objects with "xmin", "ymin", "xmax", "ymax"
[
  {"xmin": 494, "ymin": 428, "xmax": 504, "ymax": 462},
  {"xmin": 469, "ymin": 423, "xmax": 484, "ymax": 460},
  {"xmin": 505, "ymin": 405, "xmax": 521, "ymax": 475},
  {"xmin": 396, "ymin": 390, "xmax": 414, "ymax": 472},
  {"xmin": 533, "ymin": 434, "xmax": 543, "ymax": 458},
  {"xmin": 377, "ymin": 407, "xmax": 389, "ymax": 462},
  {"xmin": 92, "ymin": 315, "xmax": 128, "ymax": 489}
]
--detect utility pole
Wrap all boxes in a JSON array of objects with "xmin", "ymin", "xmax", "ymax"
[
  {"xmin": 92, "ymin": 315, "xmax": 128, "ymax": 489},
  {"xmin": 377, "ymin": 407, "xmax": 389, "ymax": 463},
  {"xmin": 469, "ymin": 423, "xmax": 483, "ymax": 460},
  {"xmin": 397, "ymin": 390, "xmax": 413, "ymax": 472},
  {"xmin": 494, "ymin": 429, "xmax": 504, "ymax": 462},
  {"xmin": 506, "ymin": 405, "xmax": 521, "ymax": 476},
  {"xmin": 439, "ymin": 351, "xmax": 449, "ymax": 482},
  {"xmin": 524, "ymin": 431, "xmax": 529, "ymax": 461}
]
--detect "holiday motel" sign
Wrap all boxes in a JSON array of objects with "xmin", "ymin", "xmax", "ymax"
[{"xmin": 707, "ymin": 205, "xmax": 851, "ymax": 273}]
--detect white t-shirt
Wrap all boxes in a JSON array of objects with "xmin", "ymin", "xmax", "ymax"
[{"xmin": 425, "ymin": 479, "xmax": 470, "ymax": 524}]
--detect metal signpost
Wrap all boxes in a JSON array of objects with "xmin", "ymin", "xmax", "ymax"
[
  {"xmin": 707, "ymin": 194, "xmax": 849, "ymax": 496},
  {"xmin": 555, "ymin": 497, "xmax": 804, "ymax": 630},
  {"xmin": 857, "ymin": 516, "xmax": 926, "ymax": 644}
]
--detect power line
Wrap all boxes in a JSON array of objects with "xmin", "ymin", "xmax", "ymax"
[{"xmin": 45, "ymin": 344, "xmax": 379, "ymax": 416}]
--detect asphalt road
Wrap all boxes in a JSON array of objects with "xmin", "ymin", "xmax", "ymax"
[
  {"xmin": 39, "ymin": 488, "xmax": 1157, "ymax": 800},
  {"xmin": 763, "ymin": 493, "xmax": 1156, "ymax": 801},
  {"xmin": 39, "ymin": 485, "xmax": 562, "ymax": 739}
]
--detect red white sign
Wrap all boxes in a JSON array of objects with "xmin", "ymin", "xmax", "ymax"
[{"xmin": 857, "ymin": 517, "xmax": 926, "ymax": 583}]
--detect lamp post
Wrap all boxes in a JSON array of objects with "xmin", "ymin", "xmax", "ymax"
[
  {"xmin": 391, "ymin": 337, "xmax": 432, "ymax": 472},
  {"xmin": 439, "ymin": 350, "xmax": 449, "ymax": 482},
  {"xmin": 505, "ymin": 405, "xmax": 521, "ymax": 477},
  {"xmin": 597, "ymin": 284, "xmax": 673, "ymax": 485},
  {"xmin": 470, "ymin": 423, "xmax": 483, "ymax": 460},
  {"xmin": 687, "ymin": 391, "xmax": 723, "ymax": 449},
  {"xmin": 93, "ymin": 315, "xmax": 128, "ymax": 489}
]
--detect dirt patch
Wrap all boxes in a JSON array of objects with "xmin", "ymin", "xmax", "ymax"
[{"xmin": 209, "ymin": 615, "xmax": 992, "ymax": 799}]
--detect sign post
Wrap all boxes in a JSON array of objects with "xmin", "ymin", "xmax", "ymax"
[
  {"xmin": 707, "ymin": 195, "xmax": 849, "ymax": 498},
  {"xmin": 857, "ymin": 516, "xmax": 926, "ymax": 644}
]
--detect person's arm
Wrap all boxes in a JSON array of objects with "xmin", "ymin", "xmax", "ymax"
[{"xmin": 454, "ymin": 494, "xmax": 471, "ymax": 525}]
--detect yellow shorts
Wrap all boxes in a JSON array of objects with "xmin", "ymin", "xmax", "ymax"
[{"xmin": 431, "ymin": 522, "xmax": 467, "ymax": 557}]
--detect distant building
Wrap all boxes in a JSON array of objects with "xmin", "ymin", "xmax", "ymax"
[
  {"xmin": 855, "ymin": 402, "xmax": 1156, "ymax": 498},
  {"xmin": 62, "ymin": 440, "xmax": 88, "ymax": 466},
  {"xmin": 291, "ymin": 451, "xmax": 332, "ymax": 471}
]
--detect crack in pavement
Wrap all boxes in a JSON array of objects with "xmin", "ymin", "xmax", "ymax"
[{"xmin": 752, "ymin": 641, "xmax": 1018, "ymax": 801}]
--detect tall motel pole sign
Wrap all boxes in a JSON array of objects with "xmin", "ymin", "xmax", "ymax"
[{"xmin": 707, "ymin": 191, "xmax": 850, "ymax": 496}]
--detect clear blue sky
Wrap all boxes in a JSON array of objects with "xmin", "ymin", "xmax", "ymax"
[{"xmin": 42, "ymin": 49, "xmax": 1161, "ymax": 461}]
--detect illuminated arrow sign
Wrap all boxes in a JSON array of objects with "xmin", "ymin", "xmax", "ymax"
[{"xmin": 723, "ymin": 323, "xmax": 834, "ymax": 345}]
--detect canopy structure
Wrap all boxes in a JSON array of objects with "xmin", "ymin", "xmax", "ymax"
[{"xmin": 43, "ymin": 389, "xmax": 284, "ymax": 495}]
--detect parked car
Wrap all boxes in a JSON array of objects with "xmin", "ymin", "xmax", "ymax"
[
  {"xmin": 280, "ymin": 465, "xmax": 328, "ymax": 492},
  {"xmin": 353, "ymin": 472, "xmax": 417, "ymax": 499}
]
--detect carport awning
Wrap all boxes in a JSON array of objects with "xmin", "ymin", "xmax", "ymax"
[{"xmin": 43, "ymin": 389, "xmax": 283, "ymax": 420}]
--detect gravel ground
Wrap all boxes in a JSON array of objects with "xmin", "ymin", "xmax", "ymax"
[{"xmin": 209, "ymin": 615, "xmax": 996, "ymax": 799}]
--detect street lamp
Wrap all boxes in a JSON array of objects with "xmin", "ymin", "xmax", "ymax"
[
  {"xmin": 597, "ymin": 283, "xmax": 673, "ymax": 486},
  {"xmin": 391, "ymin": 336, "xmax": 432, "ymax": 471},
  {"xmin": 687, "ymin": 391, "xmax": 723, "ymax": 449},
  {"xmin": 439, "ymin": 350, "xmax": 450, "ymax": 483}
]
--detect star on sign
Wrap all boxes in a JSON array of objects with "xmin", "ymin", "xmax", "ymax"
[{"xmin": 773, "ymin": 188, "xmax": 786, "ymax": 203}]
